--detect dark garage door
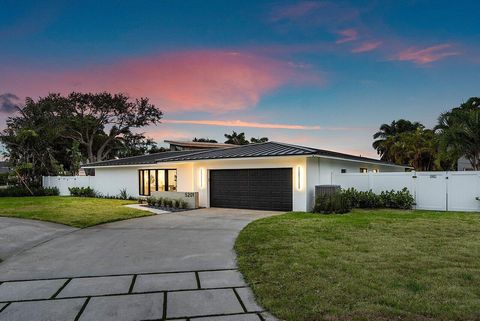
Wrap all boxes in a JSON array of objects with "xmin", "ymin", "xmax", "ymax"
[{"xmin": 210, "ymin": 168, "xmax": 292, "ymax": 211}]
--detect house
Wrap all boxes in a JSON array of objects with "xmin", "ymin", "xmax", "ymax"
[
  {"xmin": 457, "ymin": 156, "xmax": 474, "ymax": 171},
  {"xmin": 81, "ymin": 141, "xmax": 408, "ymax": 211},
  {"xmin": 165, "ymin": 140, "xmax": 234, "ymax": 151},
  {"xmin": 81, "ymin": 141, "xmax": 410, "ymax": 211}
]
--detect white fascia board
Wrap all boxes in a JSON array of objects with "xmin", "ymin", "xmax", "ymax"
[{"xmin": 310, "ymin": 154, "xmax": 410, "ymax": 168}]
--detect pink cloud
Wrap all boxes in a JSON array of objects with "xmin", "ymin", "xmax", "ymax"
[
  {"xmin": 269, "ymin": 1, "xmax": 322, "ymax": 21},
  {"xmin": 351, "ymin": 41, "xmax": 382, "ymax": 53},
  {"xmin": 163, "ymin": 119, "xmax": 371, "ymax": 131},
  {"xmin": 336, "ymin": 29, "xmax": 358, "ymax": 44},
  {"xmin": 391, "ymin": 44, "xmax": 461, "ymax": 64},
  {"xmin": 1, "ymin": 50, "xmax": 322, "ymax": 114}
]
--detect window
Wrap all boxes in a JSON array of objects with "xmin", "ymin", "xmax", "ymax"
[
  {"xmin": 341, "ymin": 169, "xmax": 347, "ymax": 173},
  {"xmin": 139, "ymin": 169, "xmax": 177, "ymax": 196},
  {"xmin": 372, "ymin": 169, "xmax": 379, "ymax": 173},
  {"xmin": 360, "ymin": 168, "xmax": 368, "ymax": 173}
]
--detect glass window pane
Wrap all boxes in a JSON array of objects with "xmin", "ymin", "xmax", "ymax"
[
  {"xmin": 143, "ymin": 170, "xmax": 149, "ymax": 195},
  {"xmin": 150, "ymin": 170, "xmax": 156, "ymax": 193},
  {"xmin": 157, "ymin": 170, "xmax": 166, "ymax": 192},
  {"xmin": 168, "ymin": 170, "xmax": 177, "ymax": 191},
  {"xmin": 139, "ymin": 171, "xmax": 144, "ymax": 195}
]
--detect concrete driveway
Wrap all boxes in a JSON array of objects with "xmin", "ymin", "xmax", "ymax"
[{"xmin": 0, "ymin": 208, "xmax": 280, "ymax": 321}]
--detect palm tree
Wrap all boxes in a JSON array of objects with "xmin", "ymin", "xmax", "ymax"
[
  {"xmin": 436, "ymin": 97, "xmax": 480, "ymax": 170},
  {"xmin": 372, "ymin": 119, "xmax": 424, "ymax": 162},
  {"xmin": 224, "ymin": 131, "xmax": 249, "ymax": 145}
]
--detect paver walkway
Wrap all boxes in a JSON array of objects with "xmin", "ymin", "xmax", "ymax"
[{"xmin": 0, "ymin": 208, "xmax": 280, "ymax": 321}]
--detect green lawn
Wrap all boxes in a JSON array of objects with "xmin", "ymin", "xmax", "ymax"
[
  {"xmin": 235, "ymin": 209, "xmax": 480, "ymax": 321},
  {"xmin": 0, "ymin": 196, "xmax": 151, "ymax": 228}
]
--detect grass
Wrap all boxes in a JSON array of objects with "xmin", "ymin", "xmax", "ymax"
[
  {"xmin": 235, "ymin": 209, "xmax": 480, "ymax": 321},
  {"xmin": 0, "ymin": 196, "xmax": 151, "ymax": 228}
]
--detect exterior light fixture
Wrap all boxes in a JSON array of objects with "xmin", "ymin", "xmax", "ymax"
[
  {"xmin": 296, "ymin": 165, "xmax": 303, "ymax": 191},
  {"xmin": 199, "ymin": 168, "xmax": 206, "ymax": 189}
]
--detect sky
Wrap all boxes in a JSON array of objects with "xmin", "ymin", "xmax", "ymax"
[{"xmin": 0, "ymin": 0, "xmax": 479, "ymax": 157}]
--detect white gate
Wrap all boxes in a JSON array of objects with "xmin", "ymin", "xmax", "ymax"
[{"xmin": 414, "ymin": 172, "xmax": 447, "ymax": 211}]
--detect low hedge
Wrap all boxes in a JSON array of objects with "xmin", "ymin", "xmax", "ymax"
[
  {"xmin": 313, "ymin": 187, "xmax": 415, "ymax": 214},
  {"xmin": 69, "ymin": 187, "xmax": 97, "ymax": 197},
  {"xmin": 0, "ymin": 186, "xmax": 59, "ymax": 197},
  {"xmin": 343, "ymin": 187, "xmax": 414, "ymax": 210}
]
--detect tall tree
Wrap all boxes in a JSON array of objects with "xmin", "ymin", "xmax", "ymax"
[
  {"xmin": 436, "ymin": 97, "xmax": 480, "ymax": 170},
  {"xmin": 224, "ymin": 131, "xmax": 249, "ymax": 145},
  {"xmin": 1, "ymin": 92, "xmax": 163, "ymax": 185},
  {"xmin": 60, "ymin": 92, "xmax": 163, "ymax": 162},
  {"xmin": 372, "ymin": 119, "xmax": 424, "ymax": 162},
  {"xmin": 250, "ymin": 137, "xmax": 269, "ymax": 143}
]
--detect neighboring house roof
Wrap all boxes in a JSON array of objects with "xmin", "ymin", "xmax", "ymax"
[
  {"xmin": 83, "ymin": 141, "xmax": 408, "ymax": 168},
  {"xmin": 82, "ymin": 150, "xmax": 202, "ymax": 167},
  {"xmin": 156, "ymin": 141, "xmax": 407, "ymax": 167},
  {"xmin": 164, "ymin": 140, "xmax": 235, "ymax": 149}
]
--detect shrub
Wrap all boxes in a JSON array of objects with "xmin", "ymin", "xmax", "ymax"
[
  {"xmin": 69, "ymin": 187, "xmax": 97, "ymax": 197},
  {"xmin": 342, "ymin": 187, "xmax": 414, "ymax": 210},
  {"xmin": 180, "ymin": 200, "xmax": 188, "ymax": 209},
  {"xmin": 155, "ymin": 197, "xmax": 164, "ymax": 207},
  {"xmin": 0, "ymin": 186, "xmax": 60, "ymax": 197},
  {"xmin": 173, "ymin": 199, "xmax": 181, "ymax": 208},
  {"xmin": 118, "ymin": 188, "xmax": 128, "ymax": 200},
  {"xmin": 313, "ymin": 192, "xmax": 351, "ymax": 214},
  {"xmin": 146, "ymin": 196, "xmax": 157, "ymax": 206},
  {"xmin": 164, "ymin": 198, "xmax": 173, "ymax": 207}
]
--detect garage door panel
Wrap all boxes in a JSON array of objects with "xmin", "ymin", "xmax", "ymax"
[{"xmin": 210, "ymin": 168, "xmax": 292, "ymax": 211}]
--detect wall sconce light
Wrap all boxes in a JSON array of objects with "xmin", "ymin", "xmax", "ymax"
[
  {"xmin": 199, "ymin": 168, "xmax": 206, "ymax": 189},
  {"xmin": 296, "ymin": 165, "xmax": 303, "ymax": 191}
]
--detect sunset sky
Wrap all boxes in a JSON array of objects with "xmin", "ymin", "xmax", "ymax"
[{"xmin": 1, "ymin": 0, "xmax": 479, "ymax": 157}]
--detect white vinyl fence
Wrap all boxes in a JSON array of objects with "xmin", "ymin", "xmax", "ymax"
[
  {"xmin": 43, "ymin": 176, "xmax": 95, "ymax": 196},
  {"xmin": 332, "ymin": 171, "xmax": 480, "ymax": 212}
]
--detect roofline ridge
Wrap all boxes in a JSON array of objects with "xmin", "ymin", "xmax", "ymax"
[
  {"xmin": 83, "ymin": 149, "xmax": 202, "ymax": 166},
  {"xmin": 268, "ymin": 141, "xmax": 318, "ymax": 153}
]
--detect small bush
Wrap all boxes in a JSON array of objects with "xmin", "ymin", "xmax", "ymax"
[
  {"xmin": 313, "ymin": 192, "xmax": 351, "ymax": 214},
  {"xmin": 146, "ymin": 196, "xmax": 157, "ymax": 206},
  {"xmin": 164, "ymin": 198, "xmax": 173, "ymax": 207},
  {"xmin": 173, "ymin": 199, "xmax": 181, "ymax": 208},
  {"xmin": 180, "ymin": 200, "xmax": 188, "ymax": 209},
  {"xmin": 69, "ymin": 187, "xmax": 97, "ymax": 197},
  {"xmin": 118, "ymin": 188, "xmax": 128, "ymax": 200}
]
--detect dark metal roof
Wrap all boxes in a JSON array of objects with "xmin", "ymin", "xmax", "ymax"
[
  {"xmin": 82, "ymin": 150, "xmax": 203, "ymax": 167},
  {"xmin": 156, "ymin": 141, "xmax": 405, "ymax": 167},
  {"xmin": 83, "ymin": 142, "xmax": 407, "ymax": 168}
]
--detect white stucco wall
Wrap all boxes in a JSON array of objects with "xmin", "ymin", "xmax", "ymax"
[{"xmin": 92, "ymin": 162, "xmax": 193, "ymax": 198}]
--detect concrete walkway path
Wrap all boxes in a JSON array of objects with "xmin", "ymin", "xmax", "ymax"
[{"xmin": 0, "ymin": 208, "xmax": 280, "ymax": 321}]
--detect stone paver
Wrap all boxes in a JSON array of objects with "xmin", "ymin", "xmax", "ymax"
[
  {"xmin": 199, "ymin": 270, "xmax": 246, "ymax": 288},
  {"xmin": 133, "ymin": 272, "xmax": 197, "ymax": 292},
  {"xmin": 57, "ymin": 276, "xmax": 132, "ymax": 298},
  {"xmin": 235, "ymin": 288, "xmax": 263, "ymax": 312},
  {"xmin": 192, "ymin": 314, "xmax": 261, "ymax": 321},
  {"xmin": 0, "ymin": 298, "xmax": 85, "ymax": 321},
  {"xmin": 167, "ymin": 289, "xmax": 244, "ymax": 318},
  {"xmin": 0, "ymin": 279, "xmax": 67, "ymax": 302},
  {"xmin": 79, "ymin": 293, "xmax": 164, "ymax": 321}
]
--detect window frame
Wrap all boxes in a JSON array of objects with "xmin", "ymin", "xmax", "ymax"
[{"xmin": 138, "ymin": 169, "xmax": 177, "ymax": 196}]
